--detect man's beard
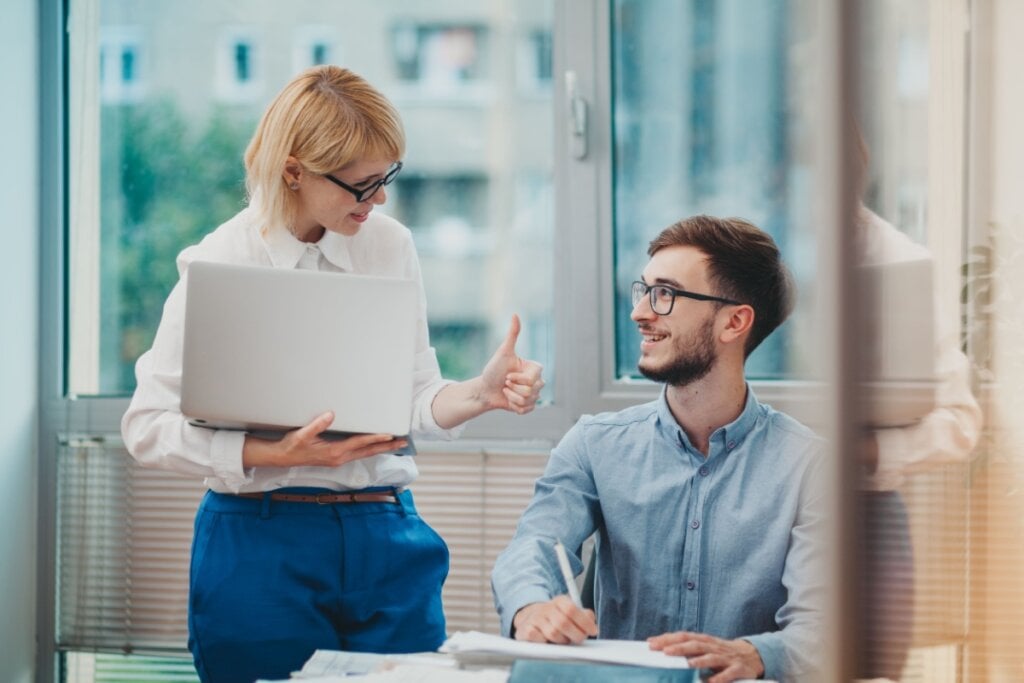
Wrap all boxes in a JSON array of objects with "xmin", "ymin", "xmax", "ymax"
[{"xmin": 637, "ymin": 315, "xmax": 717, "ymax": 387}]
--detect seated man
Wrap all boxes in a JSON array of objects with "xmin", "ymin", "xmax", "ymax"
[{"xmin": 491, "ymin": 215, "xmax": 825, "ymax": 683}]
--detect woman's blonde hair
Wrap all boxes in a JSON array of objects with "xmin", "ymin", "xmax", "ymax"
[{"xmin": 244, "ymin": 65, "xmax": 405, "ymax": 231}]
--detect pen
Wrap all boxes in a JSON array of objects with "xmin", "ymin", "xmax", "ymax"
[{"xmin": 553, "ymin": 540, "xmax": 584, "ymax": 609}]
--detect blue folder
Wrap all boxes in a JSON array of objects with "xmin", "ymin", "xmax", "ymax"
[{"xmin": 508, "ymin": 658, "xmax": 698, "ymax": 682}]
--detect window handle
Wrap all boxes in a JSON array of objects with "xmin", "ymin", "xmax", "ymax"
[{"xmin": 565, "ymin": 70, "xmax": 589, "ymax": 160}]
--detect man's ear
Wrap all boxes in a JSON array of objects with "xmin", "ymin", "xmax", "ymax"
[
  {"xmin": 283, "ymin": 156, "xmax": 304, "ymax": 187},
  {"xmin": 719, "ymin": 304, "xmax": 755, "ymax": 347}
]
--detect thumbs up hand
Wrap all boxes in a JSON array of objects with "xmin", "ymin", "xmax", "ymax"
[{"xmin": 478, "ymin": 314, "xmax": 545, "ymax": 415}]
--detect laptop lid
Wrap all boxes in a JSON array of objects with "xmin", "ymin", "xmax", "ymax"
[
  {"xmin": 181, "ymin": 261, "xmax": 417, "ymax": 442},
  {"xmin": 858, "ymin": 257, "xmax": 938, "ymax": 427}
]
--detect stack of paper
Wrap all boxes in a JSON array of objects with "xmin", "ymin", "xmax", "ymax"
[
  {"xmin": 257, "ymin": 649, "xmax": 507, "ymax": 683},
  {"xmin": 439, "ymin": 631, "xmax": 691, "ymax": 670},
  {"xmin": 258, "ymin": 664, "xmax": 506, "ymax": 683}
]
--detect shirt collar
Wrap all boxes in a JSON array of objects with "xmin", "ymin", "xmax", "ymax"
[
  {"xmin": 656, "ymin": 382, "xmax": 761, "ymax": 454},
  {"xmin": 259, "ymin": 224, "xmax": 354, "ymax": 272},
  {"xmin": 316, "ymin": 229, "xmax": 355, "ymax": 271}
]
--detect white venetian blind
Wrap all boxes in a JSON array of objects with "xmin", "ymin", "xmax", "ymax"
[
  {"xmin": 56, "ymin": 437, "xmax": 550, "ymax": 655},
  {"xmin": 57, "ymin": 437, "xmax": 204, "ymax": 653},
  {"xmin": 389, "ymin": 447, "xmax": 550, "ymax": 634}
]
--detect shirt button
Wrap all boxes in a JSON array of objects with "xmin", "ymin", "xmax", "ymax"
[
  {"xmin": 350, "ymin": 471, "xmax": 369, "ymax": 488},
  {"xmin": 690, "ymin": 519, "xmax": 700, "ymax": 529},
  {"xmin": 727, "ymin": 440, "xmax": 736, "ymax": 449},
  {"xmin": 699, "ymin": 466, "xmax": 709, "ymax": 476},
  {"xmin": 686, "ymin": 581, "xmax": 695, "ymax": 590}
]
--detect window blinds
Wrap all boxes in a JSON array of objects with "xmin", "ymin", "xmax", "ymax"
[
  {"xmin": 55, "ymin": 438, "xmax": 550, "ymax": 654},
  {"xmin": 57, "ymin": 438, "xmax": 204, "ymax": 653}
]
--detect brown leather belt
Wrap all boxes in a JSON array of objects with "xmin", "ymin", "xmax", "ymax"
[{"xmin": 235, "ymin": 490, "xmax": 402, "ymax": 505}]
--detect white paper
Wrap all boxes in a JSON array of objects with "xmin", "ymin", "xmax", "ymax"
[
  {"xmin": 294, "ymin": 649, "xmax": 457, "ymax": 677},
  {"xmin": 440, "ymin": 630, "xmax": 690, "ymax": 669},
  {"xmin": 261, "ymin": 664, "xmax": 507, "ymax": 683}
]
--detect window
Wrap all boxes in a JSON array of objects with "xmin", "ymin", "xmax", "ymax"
[
  {"xmin": 610, "ymin": 0, "xmax": 810, "ymax": 382},
  {"xmin": 99, "ymin": 27, "xmax": 144, "ymax": 103},
  {"xmin": 56, "ymin": 2, "xmax": 554, "ymax": 676},
  {"xmin": 66, "ymin": 3, "xmax": 552, "ymax": 400},
  {"xmin": 517, "ymin": 29, "xmax": 553, "ymax": 92},
  {"xmin": 391, "ymin": 23, "xmax": 488, "ymax": 95},
  {"xmin": 293, "ymin": 26, "xmax": 339, "ymax": 72},
  {"xmin": 215, "ymin": 28, "xmax": 264, "ymax": 102}
]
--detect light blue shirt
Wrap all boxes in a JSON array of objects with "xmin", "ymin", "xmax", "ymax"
[{"xmin": 491, "ymin": 385, "xmax": 826, "ymax": 682}]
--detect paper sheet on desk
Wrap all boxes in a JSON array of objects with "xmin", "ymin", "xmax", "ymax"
[
  {"xmin": 258, "ymin": 664, "xmax": 507, "ymax": 683},
  {"xmin": 294, "ymin": 649, "xmax": 458, "ymax": 677},
  {"xmin": 440, "ymin": 630, "xmax": 690, "ymax": 669}
]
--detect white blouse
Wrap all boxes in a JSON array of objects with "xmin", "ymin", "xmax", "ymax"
[
  {"xmin": 858, "ymin": 207, "xmax": 982, "ymax": 490},
  {"xmin": 121, "ymin": 207, "xmax": 461, "ymax": 493}
]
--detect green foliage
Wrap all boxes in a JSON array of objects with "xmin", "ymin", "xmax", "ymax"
[
  {"xmin": 99, "ymin": 101, "xmax": 253, "ymax": 392},
  {"xmin": 430, "ymin": 323, "xmax": 488, "ymax": 380}
]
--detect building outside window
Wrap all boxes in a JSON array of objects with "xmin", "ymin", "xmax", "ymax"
[
  {"xmin": 292, "ymin": 25, "xmax": 339, "ymax": 72},
  {"xmin": 215, "ymin": 27, "xmax": 264, "ymax": 103},
  {"xmin": 392, "ymin": 23, "xmax": 488, "ymax": 94},
  {"xmin": 99, "ymin": 26, "xmax": 144, "ymax": 103}
]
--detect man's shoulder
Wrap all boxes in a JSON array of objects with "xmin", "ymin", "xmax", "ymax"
[
  {"xmin": 757, "ymin": 402, "xmax": 824, "ymax": 454},
  {"xmin": 577, "ymin": 399, "xmax": 661, "ymax": 431}
]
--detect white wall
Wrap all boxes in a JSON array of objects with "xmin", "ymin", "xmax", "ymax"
[{"xmin": 0, "ymin": 0, "xmax": 39, "ymax": 681}]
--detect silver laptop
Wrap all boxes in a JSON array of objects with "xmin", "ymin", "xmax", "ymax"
[
  {"xmin": 858, "ymin": 257, "xmax": 938, "ymax": 427},
  {"xmin": 181, "ymin": 261, "xmax": 418, "ymax": 453}
]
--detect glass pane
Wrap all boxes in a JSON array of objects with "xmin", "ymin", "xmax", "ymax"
[
  {"xmin": 854, "ymin": 2, "xmax": 978, "ymax": 681},
  {"xmin": 611, "ymin": 0, "xmax": 816, "ymax": 381},
  {"xmin": 68, "ymin": 0, "xmax": 554, "ymax": 398},
  {"xmin": 64, "ymin": 652, "xmax": 199, "ymax": 683}
]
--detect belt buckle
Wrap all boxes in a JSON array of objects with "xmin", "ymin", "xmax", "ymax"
[{"xmin": 315, "ymin": 493, "xmax": 331, "ymax": 505}]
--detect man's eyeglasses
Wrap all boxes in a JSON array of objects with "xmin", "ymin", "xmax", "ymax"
[
  {"xmin": 631, "ymin": 280, "xmax": 743, "ymax": 316},
  {"xmin": 323, "ymin": 161, "xmax": 403, "ymax": 203}
]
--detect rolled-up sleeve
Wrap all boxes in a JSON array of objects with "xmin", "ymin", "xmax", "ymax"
[
  {"xmin": 121, "ymin": 270, "xmax": 249, "ymax": 486},
  {"xmin": 744, "ymin": 449, "xmax": 828, "ymax": 682},
  {"xmin": 404, "ymin": 234, "xmax": 465, "ymax": 441},
  {"xmin": 491, "ymin": 421, "xmax": 600, "ymax": 636}
]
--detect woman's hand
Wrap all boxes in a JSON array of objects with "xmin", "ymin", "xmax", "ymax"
[
  {"xmin": 430, "ymin": 314, "xmax": 545, "ymax": 429},
  {"xmin": 478, "ymin": 314, "xmax": 545, "ymax": 415},
  {"xmin": 242, "ymin": 411, "xmax": 405, "ymax": 469}
]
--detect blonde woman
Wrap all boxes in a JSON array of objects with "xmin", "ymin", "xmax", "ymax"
[{"xmin": 122, "ymin": 65, "xmax": 544, "ymax": 683}]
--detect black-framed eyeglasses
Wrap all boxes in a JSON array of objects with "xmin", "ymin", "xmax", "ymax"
[
  {"xmin": 323, "ymin": 161, "xmax": 403, "ymax": 202},
  {"xmin": 631, "ymin": 280, "xmax": 743, "ymax": 316}
]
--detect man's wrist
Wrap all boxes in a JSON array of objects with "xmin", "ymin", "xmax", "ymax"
[
  {"xmin": 738, "ymin": 638, "xmax": 766, "ymax": 678},
  {"xmin": 510, "ymin": 602, "xmax": 541, "ymax": 639}
]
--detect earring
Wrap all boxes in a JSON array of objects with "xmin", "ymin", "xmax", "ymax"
[{"xmin": 290, "ymin": 183, "xmax": 299, "ymax": 190}]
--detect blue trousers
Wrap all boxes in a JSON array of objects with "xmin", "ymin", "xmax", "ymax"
[
  {"xmin": 187, "ymin": 488, "xmax": 449, "ymax": 683},
  {"xmin": 858, "ymin": 490, "xmax": 914, "ymax": 680}
]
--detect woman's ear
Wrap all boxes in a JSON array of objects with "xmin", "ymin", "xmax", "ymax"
[{"xmin": 282, "ymin": 156, "xmax": 303, "ymax": 189}]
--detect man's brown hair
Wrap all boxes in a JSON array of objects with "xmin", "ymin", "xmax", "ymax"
[{"xmin": 648, "ymin": 215, "xmax": 795, "ymax": 356}]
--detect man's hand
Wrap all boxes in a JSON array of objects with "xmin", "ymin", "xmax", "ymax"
[
  {"xmin": 512, "ymin": 596, "xmax": 598, "ymax": 644},
  {"xmin": 648, "ymin": 631, "xmax": 764, "ymax": 683}
]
